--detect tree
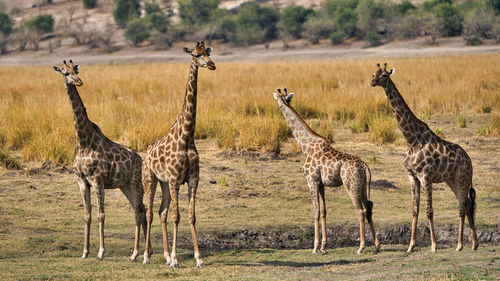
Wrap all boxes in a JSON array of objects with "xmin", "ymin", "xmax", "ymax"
[
  {"xmin": 0, "ymin": 12, "xmax": 12, "ymax": 36},
  {"xmin": 83, "ymin": 0, "xmax": 97, "ymax": 9},
  {"xmin": 322, "ymin": 0, "xmax": 360, "ymax": 37},
  {"xmin": 302, "ymin": 16, "xmax": 335, "ymax": 44},
  {"xmin": 278, "ymin": 6, "xmax": 314, "ymax": 38},
  {"xmin": 435, "ymin": 2, "xmax": 464, "ymax": 36},
  {"xmin": 145, "ymin": 12, "xmax": 170, "ymax": 33},
  {"xmin": 178, "ymin": 0, "xmax": 220, "ymax": 26},
  {"xmin": 394, "ymin": 0, "xmax": 416, "ymax": 15},
  {"xmin": 26, "ymin": 14, "xmax": 54, "ymax": 34},
  {"xmin": 487, "ymin": 0, "xmax": 500, "ymax": 15},
  {"xmin": 113, "ymin": 0, "xmax": 139, "ymax": 28},
  {"xmin": 234, "ymin": 2, "xmax": 279, "ymax": 44},
  {"xmin": 356, "ymin": 0, "xmax": 384, "ymax": 37},
  {"xmin": 125, "ymin": 18, "xmax": 150, "ymax": 45}
]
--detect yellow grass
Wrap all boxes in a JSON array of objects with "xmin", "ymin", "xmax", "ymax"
[{"xmin": 0, "ymin": 54, "xmax": 499, "ymax": 165}]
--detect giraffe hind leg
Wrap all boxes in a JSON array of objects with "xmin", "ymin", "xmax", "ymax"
[
  {"xmin": 467, "ymin": 187, "xmax": 478, "ymax": 250},
  {"xmin": 142, "ymin": 166, "xmax": 158, "ymax": 265},
  {"xmin": 365, "ymin": 199, "xmax": 380, "ymax": 253},
  {"xmin": 159, "ymin": 181, "xmax": 172, "ymax": 265},
  {"xmin": 78, "ymin": 177, "xmax": 91, "ymax": 259}
]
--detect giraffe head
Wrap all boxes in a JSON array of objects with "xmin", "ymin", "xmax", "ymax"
[
  {"xmin": 273, "ymin": 88, "xmax": 295, "ymax": 107},
  {"xmin": 371, "ymin": 63, "xmax": 395, "ymax": 88},
  {"xmin": 53, "ymin": 59, "xmax": 83, "ymax": 86},
  {"xmin": 183, "ymin": 41, "xmax": 216, "ymax": 70}
]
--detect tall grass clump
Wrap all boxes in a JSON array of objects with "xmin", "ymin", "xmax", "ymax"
[
  {"xmin": 369, "ymin": 116, "xmax": 398, "ymax": 144},
  {"xmin": 0, "ymin": 54, "xmax": 498, "ymax": 164},
  {"xmin": 457, "ymin": 115, "xmax": 467, "ymax": 128}
]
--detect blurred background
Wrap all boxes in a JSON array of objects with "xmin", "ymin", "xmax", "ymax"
[{"xmin": 0, "ymin": 0, "xmax": 498, "ymax": 64}]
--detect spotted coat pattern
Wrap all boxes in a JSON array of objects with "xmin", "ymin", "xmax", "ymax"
[
  {"xmin": 53, "ymin": 60, "xmax": 146, "ymax": 261},
  {"xmin": 273, "ymin": 89, "xmax": 380, "ymax": 255},
  {"xmin": 142, "ymin": 42, "xmax": 215, "ymax": 268},
  {"xmin": 371, "ymin": 63, "xmax": 478, "ymax": 253}
]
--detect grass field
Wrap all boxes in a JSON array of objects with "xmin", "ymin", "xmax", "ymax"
[
  {"xmin": 0, "ymin": 54, "xmax": 499, "ymax": 165},
  {"xmin": 1, "ymin": 54, "xmax": 499, "ymax": 280}
]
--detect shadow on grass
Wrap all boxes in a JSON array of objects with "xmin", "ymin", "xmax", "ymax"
[{"xmin": 226, "ymin": 258, "xmax": 375, "ymax": 268}]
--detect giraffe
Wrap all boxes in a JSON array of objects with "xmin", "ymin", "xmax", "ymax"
[
  {"xmin": 273, "ymin": 88, "xmax": 380, "ymax": 255},
  {"xmin": 53, "ymin": 60, "xmax": 148, "ymax": 261},
  {"xmin": 142, "ymin": 41, "xmax": 215, "ymax": 268},
  {"xmin": 370, "ymin": 63, "xmax": 478, "ymax": 253}
]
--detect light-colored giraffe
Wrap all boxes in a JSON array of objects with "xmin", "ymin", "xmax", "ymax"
[
  {"xmin": 53, "ymin": 60, "xmax": 148, "ymax": 261},
  {"xmin": 142, "ymin": 42, "xmax": 216, "ymax": 268},
  {"xmin": 371, "ymin": 63, "xmax": 478, "ymax": 253},
  {"xmin": 273, "ymin": 88, "xmax": 380, "ymax": 255}
]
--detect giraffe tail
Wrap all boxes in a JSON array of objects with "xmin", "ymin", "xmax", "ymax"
[
  {"xmin": 365, "ymin": 163, "xmax": 372, "ymax": 200},
  {"xmin": 469, "ymin": 187, "xmax": 476, "ymax": 220}
]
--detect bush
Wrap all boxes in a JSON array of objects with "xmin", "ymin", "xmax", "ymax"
[
  {"xmin": 26, "ymin": 14, "xmax": 54, "ymax": 34},
  {"xmin": 125, "ymin": 18, "xmax": 150, "ymax": 45},
  {"xmin": 457, "ymin": 115, "xmax": 467, "ymax": 128},
  {"xmin": 364, "ymin": 31, "xmax": 381, "ymax": 46},
  {"xmin": 302, "ymin": 16, "xmax": 334, "ymax": 44},
  {"xmin": 463, "ymin": 8, "xmax": 496, "ymax": 41},
  {"xmin": 0, "ymin": 12, "xmax": 12, "ymax": 35},
  {"xmin": 394, "ymin": 0, "xmax": 416, "ymax": 15},
  {"xmin": 356, "ymin": 0, "xmax": 384, "ymax": 36},
  {"xmin": 234, "ymin": 2, "xmax": 279, "ymax": 44},
  {"xmin": 145, "ymin": 2, "xmax": 161, "ymax": 14},
  {"xmin": 278, "ymin": 5, "xmax": 314, "ymax": 38},
  {"xmin": 330, "ymin": 31, "xmax": 344, "ymax": 44},
  {"xmin": 83, "ymin": 0, "xmax": 97, "ymax": 9},
  {"xmin": 113, "ymin": 0, "xmax": 139, "ymax": 27},
  {"xmin": 145, "ymin": 12, "xmax": 170, "ymax": 33},
  {"xmin": 323, "ymin": 0, "xmax": 360, "ymax": 37},
  {"xmin": 435, "ymin": 3, "xmax": 464, "ymax": 36},
  {"xmin": 179, "ymin": 0, "xmax": 220, "ymax": 26},
  {"xmin": 395, "ymin": 15, "xmax": 424, "ymax": 39}
]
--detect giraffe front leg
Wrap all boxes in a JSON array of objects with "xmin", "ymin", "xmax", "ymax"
[
  {"xmin": 318, "ymin": 184, "xmax": 327, "ymax": 254},
  {"xmin": 466, "ymin": 188, "xmax": 478, "ymax": 250},
  {"xmin": 78, "ymin": 178, "xmax": 91, "ymax": 259},
  {"xmin": 142, "ymin": 167, "xmax": 157, "ymax": 265},
  {"xmin": 188, "ymin": 177, "xmax": 204, "ymax": 268},
  {"xmin": 422, "ymin": 178, "xmax": 437, "ymax": 253},
  {"xmin": 159, "ymin": 181, "xmax": 172, "ymax": 266},
  {"xmin": 308, "ymin": 180, "xmax": 320, "ymax": 254},
  {"xmin": 94, "ymin": 181, "xmax": 106, "ymax": 260},
  {"xmin": 169, "ymin": 180, "xmax": 180, "ymax": 268},
  {"xmin": 407, "ymin": 174, "xmax": 420, "ymax": 253}
]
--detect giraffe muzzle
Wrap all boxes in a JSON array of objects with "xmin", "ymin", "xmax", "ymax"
[
  {"xmin": 207, "ymin": 62, "xmax": 216, "ymax": 71},
  {"xmin": 75, "ymin": 80, "xmax": 83, "ymax": 87}
]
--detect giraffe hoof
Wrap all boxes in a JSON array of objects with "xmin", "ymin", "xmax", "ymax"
[
  {"xmin": 320, "ymin": 249, "xmax": 327, "ymax": 255},
  {"xmin": 143, "ymin": 260, "xmax": 150, "ymax": 265},
  {"xmin": 455, "ymin": 245, "xmax": 463, "ymax": 252},
  {"xmin": 81, "ymin": 252, "xmax": 89, "ymax": 259},
  {"xmin": 170, "ymin": 263, "xmax": 179, "ymax": 269},
  {"xmin": 196, "ymin": 262, "xmax": 205, "ymax": 268},
  {"xmin": 472, "ymin": 243, "xmax": 479, "ymax": 251},
  {"xmin": 431, "ymin": 245, "xmax": 437, "ymax": 253},
  {"xmin": 96, "ymin": 256, "xmax": 103, "ymax": 261},
  {"xmin": 312, "ymin": 249, "xmax": 318, "ymax": 254}
]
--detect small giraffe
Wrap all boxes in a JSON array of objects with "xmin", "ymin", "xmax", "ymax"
[
  {"xmin": 273, "ymin": 88, "xmax": 380, "ymax": 255},
  {"xmin": 142, "ymin": 42, "xmax": 215, "ymax": 268},
  {"xmin": 371, "ymin": 63, "xmax": 478, "ymax": 253},
  {"xmin": 53, "ymin": 60, "xmax": 148, "ymax": 261}
]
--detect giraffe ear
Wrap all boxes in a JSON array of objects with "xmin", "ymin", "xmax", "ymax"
[
  {"xmin": 285, "ymin": 93, "xmax": 294, "ymax": 104},
  {"xmin": 183, "ymin": 47, "xmax": 192, "ymax": 54},
  {"xmin": 74, "ymin": 65, "xmax": 80, "ymax": 71},
  {"xmin": 205, "ymin": 47, "xmax": 212, "ymax": 55},
  {"xmin": 389, "ymin": 68, "xmax": 395, "ymax": 76},
  {"xmin": 273, "ymin": 92, "xmax": 278, "ymax": 100},
  {"xmin": 53, "ymin": 66, "xmax": 62, "ymax": 73}
]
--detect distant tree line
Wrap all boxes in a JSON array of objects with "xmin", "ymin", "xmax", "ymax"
[{"xmin": 0, "ymin": 0, "xmax": 499, "ymax": 54}]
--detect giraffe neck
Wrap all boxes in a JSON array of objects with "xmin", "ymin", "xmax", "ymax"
[
  {"xmin": 65, "ymin": 83, "xmax": 99, "ymax": 149},
  {"xmin": 384, "ymin": 79, "xmax": 431, "ymax": 146},
  {"xmin": 278, "ymin": 100, "xmax": 322, "ymax": 154},
  {"xmin": 179, "ymin": 60, "xmax": 199, "ymax": 138}
]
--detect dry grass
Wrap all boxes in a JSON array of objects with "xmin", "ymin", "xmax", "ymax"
[{"xmin": 0, "ymin": 54, "xmax": 499, "ymax": 165}]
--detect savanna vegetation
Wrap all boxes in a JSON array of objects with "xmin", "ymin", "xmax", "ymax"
[{"xmin": 0, "ymin": 54, "xmax": 499, "ymax": 166}]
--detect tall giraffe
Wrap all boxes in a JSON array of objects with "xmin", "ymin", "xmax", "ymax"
[
  {"xmin": 142, "ymin": 42, "xmax": 215, "ymax": 268},
  {"xmin": 273, "ymin": 89, "xmax": 380, "ymax": 255},
  {"xmin": 371, "ymin": 63, "xmax": 478, "ymax": 253},
  {"xmin": 53, "ymin": 60, "xmax": 148, "ymax": 261}
]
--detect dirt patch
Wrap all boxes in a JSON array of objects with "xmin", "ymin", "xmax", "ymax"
[{"xmin": 189, "ymin": 225, "xmax": 500, "ymax": 251}]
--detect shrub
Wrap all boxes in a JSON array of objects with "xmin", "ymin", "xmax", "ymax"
[
  {"xmin": 234, "ymin": 2, "xmax": 279, "ymax": 44},
  {"xmin": 463, "ymin": 8, "xmax": 496, "ymax": 41},
  {"xmin": 125, "ymin": 18, "xmax": 150, "ymax": 45},
  {"xmin": 179, "ymin": 0, "xmax": 220, "ymax": 26},
  {"xmin": 146, "ymin": 12, "xmax": 170, "ymax": 33},
  {"xmin": 435, "ymin": 2, "xmax": 464, "ymax": 36},
  {"xmin": 457, "ymin": 115, "xmax": 467, "ymax": 128},
  {"xmin": 356, "ymin": 0, "xmax": 384, "ymax": 36},
  {"xmin": 394, "ymin": 0, "xmax": 416, "ymax": 15},
  {"xmin": 302, "ymin": 16, "xmax": 334, "ymax": 44},
  {"xmin": 0, "ymin": 12, "xmax": 12, "ymax": 35},
  {"xmin": 323, "ymin": 0, "xmax": 360, "ymax": 37},
  {"xmin": 396, "ymin": 14, "xmax": 423, "ymax": 39},
  {"xmin": 330, "ymin": 31, "xmax": 344, "ymax": 44},
  {"xmin": 113, "ymin": 0, "xmax": 139, "ymax": 27},
  {"xmin": 364, "ymin": 31, "xmax": 381, "ymax": 46},
  {"xmin": 278, "ymin": 5, "xmax": 314, "ymax": 39},
  {"xmin": 83, "ymin": 0, "xmax": 97, "ymax": 9},
  {"xmin": 144, "ymin": 2, "xmax": 161, "ymax": 14},
  {"xmin": 26, "ymin": 14, "xmax": 54, "ymax": 34}
]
